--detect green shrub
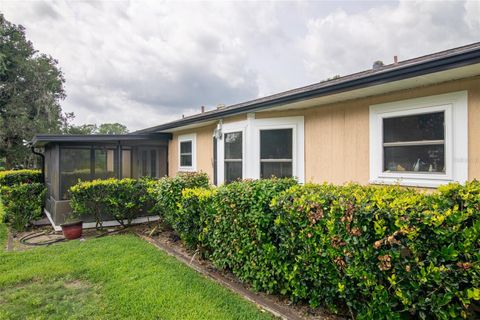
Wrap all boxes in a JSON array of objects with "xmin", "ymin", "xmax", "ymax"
[
  {"xmin": 270, "ymin": 182, "xmax": 480, "ymax": 319},
  {"xmin": 0, "ymin": 183, "xmax": 46, "ymax": 231},
  {"xmin": 147, "ymin": 172, "xmax": 210, "ymax": 226},
  {"xmin": 70, "ymin": 178, "xmax": 150, "ymax": 228},
  {"xmin": 177, "ymin": 187, "xmax": 217, "ymax": 250},
  {"xmin": 0, "ymin": 169, "xmax": 42, "ymax": 187},
  {"xmin": 201, "ymin": 178, "xmax": 297, "ymax": 292}
]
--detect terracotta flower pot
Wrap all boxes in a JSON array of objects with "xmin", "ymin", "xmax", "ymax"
[{"xmin": 61, "ymin": 221, "xmax": 83, "ymax": 240}]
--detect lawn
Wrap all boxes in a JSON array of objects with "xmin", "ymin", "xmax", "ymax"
[{"xmin": 0, "ymin": 212, "xmax": 272, "ymax": 319}]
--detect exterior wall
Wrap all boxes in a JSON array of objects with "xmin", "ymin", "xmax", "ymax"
[
  {"xmin": 168, "ymin": 76, "xmax": 480, "ymax": 185},
  {"xmin": 168, "ymin": 124, "xmax": 216, "ymax": 179}
]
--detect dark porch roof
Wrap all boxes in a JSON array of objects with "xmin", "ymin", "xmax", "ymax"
[
  {"xmin": 30, "ymin": 133, "xmax": 172, "ymax": 147},
  {"xmin": 135, "ymin": 41, "xmax": 480, "ymax": 134}
]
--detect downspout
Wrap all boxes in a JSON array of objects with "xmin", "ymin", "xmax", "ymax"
[{"xmin": 31, "ymin": 147, "xmax": 45, "ymax": 184}]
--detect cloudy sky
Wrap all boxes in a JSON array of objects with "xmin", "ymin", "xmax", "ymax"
[{"xmin": 1, "ymin": 0, "xmax": 479, "ymax": 130}]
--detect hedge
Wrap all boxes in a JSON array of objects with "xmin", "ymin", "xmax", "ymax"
[
  {"xmin": 167, "ymin": 180, "xmax": 479, "ymax": 319},
  {"xmin": 197, "ymin": 178, "xmax": 297, "ymax": 291},
  {"xmin": 177, "ymin": 187, "xmax": 217, "ymax": 250},
  {"xmin": 0, "ymin": 169, "xmax": 42, "ymax": 187},
  {"xmin": 69, "ymin": 178, "xmax": 151, "ymax": 227},
  {"xmin": 147, "ymin": 172, "xmax": 210, "ymax": 227},
  {"xmin": 0, "ymin": 183, "xmax": 46, "ymax": 231}
]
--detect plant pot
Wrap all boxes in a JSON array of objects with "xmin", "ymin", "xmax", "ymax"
[{"xmin": 61, "ymin": 221, "xmax": 83, "ymax": 240}]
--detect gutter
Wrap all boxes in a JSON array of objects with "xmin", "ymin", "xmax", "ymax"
[
  {"xmin": 30, "ymin": 147, "xmax": 45, "ymax": 184},
  {"xmin": 136, "ymin": 47, "xmax": 480, "ymax": 133}
]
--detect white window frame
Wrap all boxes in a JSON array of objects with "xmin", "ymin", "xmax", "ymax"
[
  {"xmin": 217, "ymin": 121, "xmax": 247, "ymax": 184},
  {"xmin": 216, "ymin": 116, "xmax": 304, "ymax": 184},
  {"xmin": 369, "ymin": 91, "xmax": 468, "ymax": 188},
  {"xmin": 178, "ymin": 133, "xmax": 197, "ymax": 171}
]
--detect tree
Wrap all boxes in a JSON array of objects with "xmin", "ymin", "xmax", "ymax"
[
  {"xmin": 97, "ymin": 123, "xmax": 129, "ymax": 134},
  {"xmin": 0, "ymin": 14, "xmax": 66, "ymax": 168}
]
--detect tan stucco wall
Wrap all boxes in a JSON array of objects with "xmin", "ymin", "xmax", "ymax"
[
  {"xmin": 168, "ymin": 124, "xmax": 216, "ymax": 180},
  {"xmin": 169, "ymin": 76, "xmax": 480, "ymax": 184}
]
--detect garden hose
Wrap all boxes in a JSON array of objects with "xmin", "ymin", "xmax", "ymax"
[{"xmin": 19, "ymin": 231, "xmax": 65, "ymax": 246}]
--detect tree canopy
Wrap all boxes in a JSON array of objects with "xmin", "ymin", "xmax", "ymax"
[{"xmin": 0, "ymin": 14, "xmax": 65, "ymax": 168}]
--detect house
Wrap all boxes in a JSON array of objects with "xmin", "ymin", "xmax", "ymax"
[{"xmin": 31, "ymin": 42, "xmax": 480, "ymax": 229}]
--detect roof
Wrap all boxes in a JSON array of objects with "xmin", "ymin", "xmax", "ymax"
[
  {"xmin": 135, "ymin": 41, "xmax": 480, "ymax": 134},
  {"xmin": 30, "ymin": 133, "xmax": 172, "ymax": 147}
]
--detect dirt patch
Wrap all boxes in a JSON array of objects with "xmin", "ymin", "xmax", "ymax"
[
  {"xmin": 64, "ymin": 279, "xmax": 90, "ymax": 290},
  {"xmin": 134, "ymin": 222, "xmax": 346, "ymax": 320}
]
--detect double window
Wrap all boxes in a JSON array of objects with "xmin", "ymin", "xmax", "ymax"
[
  {"xmin": 370, "ymin": 91, "xmax": 468, "ymax": 187},
  {"xmin": 217, "ymin": 116, "xmax": 304, "ymax": 184}
]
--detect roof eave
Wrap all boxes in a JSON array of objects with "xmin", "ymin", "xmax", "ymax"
[{"xmin": 136, "ymin": 47, "xmax": 480, "ymax": 134}]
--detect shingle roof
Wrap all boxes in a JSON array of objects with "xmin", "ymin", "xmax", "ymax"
[{"xmin": 135, "ymin": 42, "xmax": 480, "ymax": 133}]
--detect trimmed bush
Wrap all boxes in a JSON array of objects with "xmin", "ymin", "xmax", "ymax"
[
  {"xmin": 177, "ymin": 187, "xmax": 217, "ymax": 250},
  {"xmin": 0, "ymin": 169, "xmax": 42, "ymax": 187},
  {"xmin": 201, "ymin": 178, "xmax": 297, "ymax": 292},
  {"xmin": 70, "ymin": 178, "xmax": 150, "ymax": 227},
  {"xmin": 270, "ymin": 182, "xmax": 480, "ymax": 319},
  {"xmin": 147, "ymin": 172, "xmax": 210, "ymax": 226},
  {"xmin": 1, "ymin": 183, "xmax": 46, "ymax": 231}
]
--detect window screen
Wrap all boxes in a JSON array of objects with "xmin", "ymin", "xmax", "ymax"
[
  {"xmin": 383, "ymin": 112, "xmax": 445, "ymax": 173},
  {"xmin": 224, "ymin": 132, "xmax": 242, "ymax": 183},
  {"xmin": 260, "ymin": 129, "xmax": 293, "ymax": 178}
]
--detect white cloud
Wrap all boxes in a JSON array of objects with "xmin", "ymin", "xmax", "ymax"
[
  {"xmin": 302, "ymin": 0, "xmax": 480, "ymax": 80},
  {"xmin": 1, "ymin": 0, "xmax": 478, "ymax": 131}
]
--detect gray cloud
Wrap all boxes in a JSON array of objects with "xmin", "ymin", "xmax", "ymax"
[{"xmin": 1, "ymin": 0, "xmax": 479, "ymax": 130}]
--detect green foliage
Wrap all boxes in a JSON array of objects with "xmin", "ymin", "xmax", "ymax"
[
  {"xmin": 167, "ymin": 179, "xmax": 479, "ymax": 319},
  {"xmin": 200, "ymin": 178, "xmax": 297, "ymax": 292},
  {"xmin": 147, "ymin": 172, "xmax": 210, "ymax": 226},
  {"xmin": 0, "ymin": 183, "xmax": 46, "ymax": 231},
  {"xmin": 69, "ymin": 178, "xmax": 150, "ymax": 227},
  {"xmin": 0, "ymin": 14, "xmax": 66, "ymax": 168},
  {"xmin": 270, "ymin": 182, "xmax": 480, "ymax": 319},
  {"xmin": 177, "ymin": 187, "xmax": 217, "ymax": 249},
  {"xmin": 0, "ymin": 169, "xmax": 42, "ymax": 187},
  {"xmin": 97, "ymin": 123, "xmax": 129, "ymax": 134}
]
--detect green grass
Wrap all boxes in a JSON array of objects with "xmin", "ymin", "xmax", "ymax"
[{"xmin": 0, "ymin": 231, "xmax": 272, "ymax": 320}]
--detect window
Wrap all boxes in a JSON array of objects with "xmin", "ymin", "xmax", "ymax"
[
  {"xmin": 215, "ymin": 116, "xmax": 304, "ymax": 184},
  {"xmin": 224, "ymin": 132, "xmax": 242, "ymax": 183},
  {"xmin": 180, "ymin": 141, "xmax": 192, "ymax": 166},
  {"xmin": 178, "ymin": 134, "xmax": 196, "ymax": 171},
  {"xmin": 370, "ymin": 91, "xmax": 468, "ymax": 187},
  {"xmin": 260, "ymin": 129, "xmax": 293, "ymax": 178}
]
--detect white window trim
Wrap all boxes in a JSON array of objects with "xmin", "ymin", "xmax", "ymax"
[
  {"xmin": 369, "ymin": 91, "xmax": 468, "ymax": 188},
  {"xmin": 216, "ymin": 116, "xmax": 304, "ymax": 184},
  {"xmin": 217, "ymin": 121, "xmax": 247, "ymax": 184},
  {"xmin": 178, "ymin": 133, "xmax": 197, "ymax": 172}
]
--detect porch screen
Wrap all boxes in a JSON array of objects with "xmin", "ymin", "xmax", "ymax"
[
  {"xmin": 260, "ymin": 128, "xmax": 293, "ymax": 178},
  {"xmin": 60, "ymin": 147, "xmax": 119, "ymax": 199},
  {"xmin": 383, "ymin": 112, "xmax": 445, "ymax": 173},
  {"xmin": 60, "ymin": 148, "xmax": 91, "ymax": 199}
]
